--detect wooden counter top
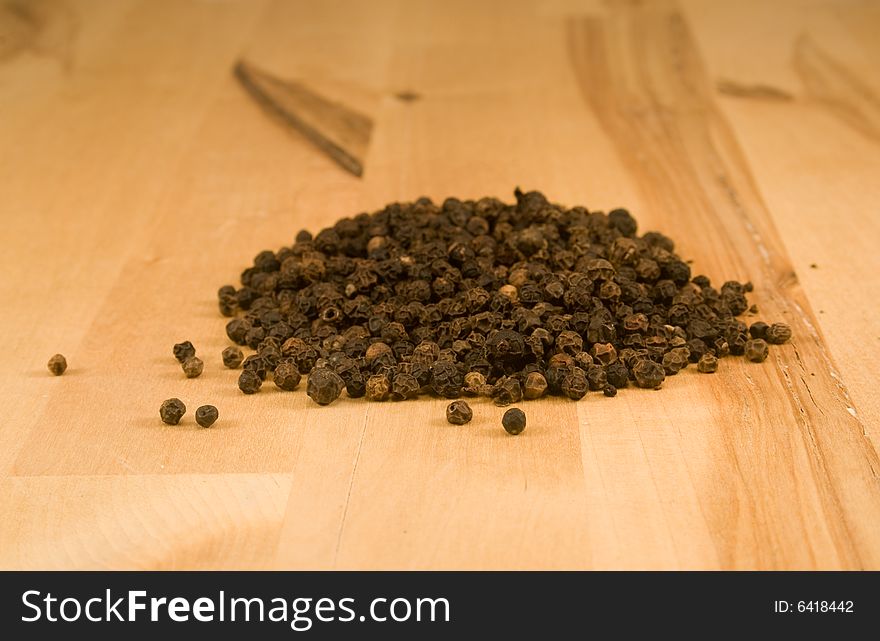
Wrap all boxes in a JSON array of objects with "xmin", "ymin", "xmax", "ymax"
[{"xmin": 2, "ymin": 0, "xmax": 879, "ymax": 569}]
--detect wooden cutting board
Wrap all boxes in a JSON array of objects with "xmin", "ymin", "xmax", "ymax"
[{"xmin": 2, "ymin": 0, "xmax": 879, "ymax": 570}]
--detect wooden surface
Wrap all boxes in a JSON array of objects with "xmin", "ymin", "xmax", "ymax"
[{"xmin": 2, "ymin": 0, "xmax": 880, "ymax": 570}]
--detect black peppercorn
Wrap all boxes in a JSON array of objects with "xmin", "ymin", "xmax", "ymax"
[
  {"xmin": 502, "ymin": 408, "xmax": 526, "ymax": 435},
  {"xmin": 173, "ymin": 341, "xmax": 196, "ymax": 363},
  {"xmin": 160, "ymin": 398, "xmax": 186, "ymax": 425},
  {"xmin": 744, "ymin": 339, "xmax": 769, "ymax": 362},
  {"xmin": 697, "ymin": 353, "xmax": 718, "ymax": 373},
  {"xmin": 765, "ymin": 323, "xmax": 792, "ymax": 345},
  {"xmin": 633, "ymin": 359, "xmax": 665, "ymax": 389},
  {"xmin": 238, "ymin": 369, "xmax": 262, "ymax": 394},
  {"xmin": 603, "ymin": 384, "xmax": 617, "ymax": 397},
  {"xmin": 446, "ymin": 400, "xmax": 473, "ymax": 425},
  {"xmin": 195, "ymin": 405, "xmax": 218, "ymax": 428},
  {"xmin": 182, "ymin": 356, "xmax": 204, "ymax": 378},
  {"xmin": 222, "ymin": 346, "xmax": 244, "ymax": 369},
  {"xmin": 307, "ymin": 367, "xmax": 345, "ymax": 405},
  {"xmin": 273, "ymin": 362, "xmax": 302, "ymax": 391},
  {"xmin": 47, "ymin": 354, "xmax": 67, "ymax": 376}
]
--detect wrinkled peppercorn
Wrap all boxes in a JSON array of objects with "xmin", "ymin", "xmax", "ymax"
[
  {"xmin": 307, "ymin": 367, "xmax": 345, "ymax": 405},
  {"xmin": 47, "ymin": 354, "xmax": 67, "ymax": 376},
  {"xmin": 182, "ymin": 356, "xmax": 204, "ymax": 378},
  {"xmin": 492, "ymin": 376, "xmax": 523, "ymax": 406},
  {"xmin": 502, "ymin": 408, "xmax": 526, "ymax": 435},
  {"xmin": 633, "ymin": 359, "xmax": 665, "ymax": 389},
  {"xmin": 446, "ymin": 400, "xmax": 473, "ymax": 425},
  {"xmin": 765, "ymin": 323, "xmax": 792, "ymax": 345},
  {"xmin": 697, "ymin": 353, "xmax": 718, "ymax": 373},
  {"xmin": 173, "ymin": 341, "xmax": 196, "ymax": 363},
  {"xmin": 195, "ymin": 405, "xmax": 219, "ymax": 428},
  {"xmin": 365, "ymin": 374, "xmax": 391, "ymax": 401},
  {"xmin": 744, "ymin": 338, "xmax": 769, "ymax": 362},
  {"xmin": 160, "ymin": 398, "xmax": 186, "ymax": 425},
  {"xmin": 238, "ymin": 369, "xmax": 262, "ymax": 394},
  {"xmin": 561, "ymin": 368, "xmax": 589, "ymax": 400},
  {"xmin": 603, "ymin": 384, "xmax": 617, "ymax": 397},
  {"xmin": 523, "ymin": 371, "xmax": 547, "ymax": 399},
  {"xmin": 222, "ymin": 346, "xmax": 244, "ymax": 369},
  {"xmin": 274, "ymin": 362, "xmax": 302, "ymax": 391}
]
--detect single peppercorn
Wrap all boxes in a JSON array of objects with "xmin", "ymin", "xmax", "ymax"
[
  {"xmin": 561, "ymin": 368, "xmax": 589, "ymax": 400},
  {"xmin": 744, "ymin": 338, "xmax": 769, "ymax": 363},
  {"xmin": 463, "ymin": 371, "xmax": 487, "ymax": 396},
  {"xmin": 502, "ymin": 408, "xmax": 526, "ymax": 435},
  {"xmin": 391, "ymin": 373, "xmax": 420, "ymax": 401},
  {"xmin": 307, "ymin": 367, "xmax": 345, "ymax": 405},
  {"xmin": 182, "ymin": 356, "xmax": 204, "ymax": 378},
  {"xmin": 47, "ymin": 354, "xmax": 67, "ymax": 376},
  {"xmin": 748, "ymin": 321, "xmax": 769, "ymax": 340},
  {"xmin": 222, "ymin": 345, "xmax": 244, "ymax": 369},
  {"xmin": 195, "ymin": 405, "xmax": 219, "ymax": 428},
  {"xmin": 238, "ymin": 369, "xmax": 262, "ymax": 394},
  {"xmin": 365, "ymin": 373, "xmax": 391, "ymax": 401},
  {"xmin": 446, "ymin": 400, "xmax": 473, "ymax": 425},
  {"xmin": 523, "ymin": 371, "xmax": 548, "ymax": 399},
  {"xmin": 697, "ymin": 353, "xmax": 718, "ymax": 373},
  {"xmin": 173, "ymin": 341, "xmax": 196, "ymax": 363},
  {"xmin": 633, "ymin": 359, "xmax": 665, "ymax": 389},
  {"xmin": 159, "ymin": 398, "xmax": 186, "ymax": 425},
  {"xmin": 603, "ymin": 384, "xmax": 617, "ymax": 397},
  {"xmin": 273, "ymin": 362, "xmax": 302, "ymax": 391},
  {"xmin": 765, "ymin": 323, "xmax": 792, "ymax": 345},
  {"xmin": 492, "ymin": 376, "xmax": 523, "ymax": 406},
  {"xmin": 662, "ymin": 348, "xmax": 689, "ymax": 375}
]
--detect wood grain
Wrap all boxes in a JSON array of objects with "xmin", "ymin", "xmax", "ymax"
[{"xmin": 1, "ymin": 0, "xmax": 879, "ymax": 570}]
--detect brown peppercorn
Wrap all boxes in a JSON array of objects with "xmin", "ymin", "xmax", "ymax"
[
  {"xmin": 391, "ymin": 373, "xmax": 420, "ymax": 401},
  {"xmin": 697, "ymin": 353, "xmax": 718, "ymax": 373},
  {"xmin": 47, "ymin": 354, "xmax": 67, "ymax": 376},
  {"xmin": 662, "ymin": 348, "xmax": 689, "ymax": 375},
  {"xmin": 633, "ymin": 359, "xmax": 665, "ymax": 389},
  {"xmin": 365, "ymin": 374, "xmax": 391, "ymax": 402},
  {"xmin": 238, "ymin": 369, "xmax": 262, "ymax": 394},
  {"xmin": 222, "ymin": 346, "xmax": 244, "ymax": 369},
  {"xmin": 744, "ymin": 338, "xmax": 769, "ymax": 363},
  {"xmin": 159, "ymin": 398, "xmax": 186, "ymax": 425},
  {"xmin": 182, "ymin": 356, "xmax": 204, "ymax": 378},
  {"xmin": 748, "ymin": 321, "xmax": 769, "ymax": 340},
  {"xmin": 273, "ymin": 362, "xmax": 302, "ymax": 391},
  {"xmin": 765, "ymin": 323, "xmax": 792, "ymax": 345},
  {"xmin": 502, "ymin": 408, "xmax": 526, "ymax": 435},
  {"xmin": 463, "ymin": 371, "xmax": 487, "ymax": 395},
  {"xmin": 173, "ymin": 341, "xmax": 196, "ymax": 363},
  {"xmin": 590, "ymin": 343, "xmax": 617, "ymax": 365},
  {"xmin": 603, "ymin": 384, "xmax": 617, "ymax": 397},
  {"xmin": 492, "ymin": 376, "xmax": 523, "ymax": 406},
  {"xmin": 523, "ymin": 371, "xmax": 548, "ymax": 399},
  {"xmin": 446, "ymin": 400, "xmax": 473, "ymax": 425},
  {"xmin": 561, "ymin": 367, "xmax": 588, "ymax": 400},
  {"xmin": 364, "ymin": 342, "xmax": 393, "ymax": 366},
  {"xmin": 195, "ymin": 405, "xmax": 219, "ymax": 428},
  {"xmin": 307, "ymin": 367, "xmax": 345, "ymax": 405}
]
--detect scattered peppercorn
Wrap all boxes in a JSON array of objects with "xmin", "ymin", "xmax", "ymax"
[
  {"xmin": 173, "ymin": 341, "xmax": 196, "ymax": 363},
  {"xmin": 222, "ymin": 346, "xmax": 244, "ymax": 369},
  {"xmin": 238, "ymin": 369, "xmax": 262, "ymax": 394},
  {"xmin": 446, "ymin": 400, "xmax": 473, "ymax": 425},
  {"xmin": 502, "ymin": 408, "xmax": 527, "ymax": 435},
  {"xmin": 633, "ymin": 359, "xmax": 665, "ymax": 389},
  {"xmin": 274, "ymin": 362, "xmax": 302, "ymax": 391},
  {"xmin": 159, "ymin": 398, "xmax": 186, "ymax": 425},
  {"xmin": 307, "ymin": 367, "xmax": 345, "ymax": 405},
  {"xmin": 195, "ymin": 405, "xmax": 219, "ymax": 428},
  {"xmin": 47, "ymin": 354, "xmax": 67, "ymax": 376},
  {"xmin": 765, "ymin": 323, "xmax": 792, "ymax": 345},
  {"xmin": 697, "ymin": 353, "xmax": 718, "ymax": 373},
  {"xmin": 744, "ymin": 338, "xmax": 769, "ymax": 363},
  {"xmin": 603, "ymin": 384, "xmax": 617, "ymax": 397},
  {"xmin": 215, "ymin": 189, "xmax": 792, "ymax": 405},
  {"xmin": 182, "ymin": 356, "xmax": 204, "ymax": 378}
]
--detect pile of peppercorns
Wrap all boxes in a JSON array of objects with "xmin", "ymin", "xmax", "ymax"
[{"xmin": 216, "ymin": 189, "xmax": 792, "ymax": 410}]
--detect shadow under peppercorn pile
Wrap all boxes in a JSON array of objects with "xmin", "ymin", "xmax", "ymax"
[{"xmin": 216, "ymin": 189, "xmax": 791, "ymax": 406}]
